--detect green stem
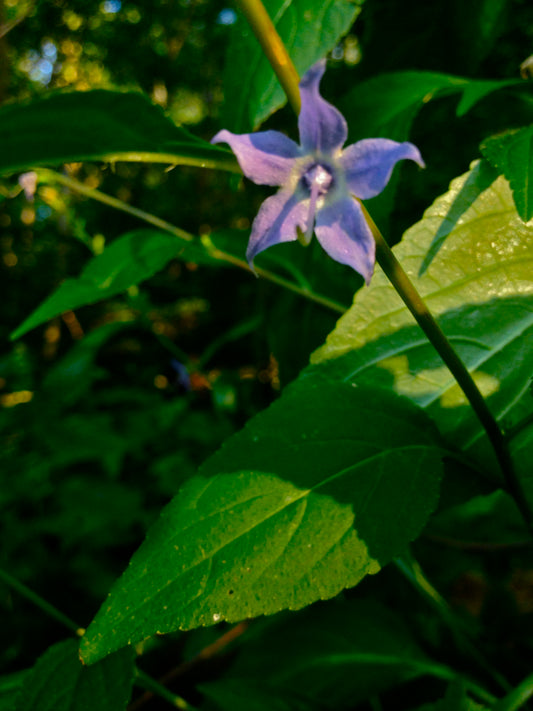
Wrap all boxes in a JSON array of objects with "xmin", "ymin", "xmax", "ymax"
[
  {"xmin": 363, "ymin": 204, "xmax": 533, "ymax": 534},
  {"xmin": 233, "ymin": 0, "xmax": 301, "ymax": 115},
  {"xmin": 0, "ymin": 566, "xmax": 196, "ymax": 711},
  {"xmin": 97, "ymin": 151, "xmax": 240, "ymax": 173},
  {"xmin": 395, "ymin": 555, "xmax": 511, "ymax": 694},
  {"xmin": 0, "ymin": 566, "xmax": 83, "ymax": 636},
  {"xmin": 494, "ymin": 672, "xmax": 533, "ymax": 711},
  {"xmin": 36, "ymin": 168, "xmax": 346, "ymax": 315},
  {"xmin": 134, "ymin": 669, "xmax": 199, "ymax": 711}
]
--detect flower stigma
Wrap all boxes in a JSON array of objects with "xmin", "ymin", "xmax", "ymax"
[
  {"xmin": 301, "ymin": 163, "xmax": 334, "ymax": 245},
  {"xmin": 303, "ymin": 164, "xmax": 333, "ymax": 194}
]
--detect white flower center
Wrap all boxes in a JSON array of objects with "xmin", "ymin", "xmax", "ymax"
[{"xmin": 302, "ymin": 164, "xmax": 333, "ymax": 195}]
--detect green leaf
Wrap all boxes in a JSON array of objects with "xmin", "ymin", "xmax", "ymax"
[
  {"xmin": 0, "ymin": 90, "xmax": 236, "ymax": 176},
  {"xmin": 452, "ymin": 0, "xmax": 509, "ymax": 71},
  {"xmin": 339, "ymin": 71, "xmax": 521, "ymax": 231},
  {"xmin": 513, "ymin": 423, "xmax": 533, "ymax": 511},
  {"xmin": 14, "ymin": 639, "xmax": 135, "ymax": 711},
  {"xmin": 311, "ymin": 166, "xmax": 533, "ymax": 473},
  {"xmin": 80, "ymin": 383, "xmax": 443, "ymax": 664},
  {"xmin": 201, "ymin": 598, "xmax": 433, "ymax": 711},
  {"xmin": 419, "ymin": 159, "xmax": 499, "ymax": 275},
  {"xmin": 10, "ymin": 230, "xmax": 186, "ymax": 340},
  {"xmin": 481, "ymin": 125, "xmax": 533, "ymax": 222},
  {"xmin": 414, "ymin": 679, "xmax": 489, "ymax": 710},
  {"xmin": 0, "ymin": 670, "xmax": 29, "ymax": 711},
  {"xmin": 428, "ymin": 490, "xmax": 529, "ymax": 546},
  {"xmin": 11, "ymin": 227, "xmax": 346, "ymax": 341},
  {"xmin": 340, "ymin": 71, "xmax": 523, "ymax": 143},
  {"xmin": 40, "ymin": 322, "xmax": 133, "ymax": 406},
  {"xmin": 223, "ymin": 0, "xmax": 361, "ymax": 132}
]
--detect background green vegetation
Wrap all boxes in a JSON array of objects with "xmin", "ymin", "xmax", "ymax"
[{"xmin": 1, "ymin": 0, "xmax": 533, "ymax": 708}]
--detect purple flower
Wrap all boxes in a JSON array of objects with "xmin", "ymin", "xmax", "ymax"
[{"xmin": 212, "ymin": 60, "xmax": 424, "ymax": 284}]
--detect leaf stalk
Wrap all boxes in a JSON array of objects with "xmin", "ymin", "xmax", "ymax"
[{"xmin": 37, "ymin": 168, "xmax": 346, "ymax": 315}]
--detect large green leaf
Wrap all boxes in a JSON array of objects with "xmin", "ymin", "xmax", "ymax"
[
  {"xmin": 14, "ymin": 640, "xmax": 134, "ymax": 711},
  {"xmin": 223, "ymin": 0, "xmax": 361, "ymax": 132},
  {"xmin": 0, "ymin": 90, "xmax": 237, "ymax": 176},
  {"xmin": 481, "ymin": 125, "xmax": 533, "ymax": 222},
  {"xmin": 311, "ymin": 167, "xmax": 533, "ymax": 473},
  {"xmin": 201, "ymin": 598, "xmax": 440, "ymax": 711},
  {"xmin": 80, "ymin": 383, "xmax": 443, "ymax": 663}
]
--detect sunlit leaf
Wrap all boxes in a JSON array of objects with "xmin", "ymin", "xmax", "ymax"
[
  {"xmin": 419, "ymin": 159, "xmax": 499, "ymax": 274},
  {"xmin": 311, "ymin": 166, "xmax": 533, "ymax": 473},
  {"xmin": 481, "ymin": 124, "xmax": 533, "ymax": 221},
  {"xmin": 80, "ymin": 383, "xmax": 443, "ymax": 663}
]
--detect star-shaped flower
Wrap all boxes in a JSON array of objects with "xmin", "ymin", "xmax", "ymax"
[{"xmin": 212, "ymin": 60, "xmax": 424, "ymax": 284}]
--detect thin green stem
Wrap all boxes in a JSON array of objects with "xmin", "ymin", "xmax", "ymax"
[
  {"xmin": 0, "ymin": 566, "xmax": 196, "ymax": 711},
  {"xmin": 494, "ymin": 672, "xmax": 533, "ymax": 711},
  {"xmin": 363, "ymin": 204, "xmax": 533, "ymax": 534},
  {"xmin": 0, "ymin": 566, "xmax": 83, "ymax": 636},
  {"xmin": 37, "ymin": 168, "xmax": 346, "ymax": 315},
  {"xmin": 98, "ymin": 151, "xmax": 240, "ymax": 173},
  {"xmin": 134, "ymin": 669, "xmax": 199, "ymax": 711},
  {"xmin": 395, "ymin": 555, "xmax": 510, "ymax": 694},
  {"xmin": 233, "ymin": 0, "xmax": 301, "ymax": 115}
]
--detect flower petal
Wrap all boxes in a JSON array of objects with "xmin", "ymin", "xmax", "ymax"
[
  {"xmin": 246, "ymin": 189, "xmax": 308, "ymax": 266},
  {"xmin": 315, "ymin": 197, "xmax": 375, "ymax": 284},
  {"xmin": 298, "ymin": 60, "xmax": 348, "ymax": 155},
  {"xmin": 211, "ymin": 129, "xmax": 300, "ymax": 186},
  {"xmin": 340, "ymin": 138, "xmax": 425, "ymax": 200}
]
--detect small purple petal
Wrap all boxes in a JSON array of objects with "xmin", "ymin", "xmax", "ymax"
[
  {"xmin": 211, "ymin": 129, "xmax": 301, "ymax": 186},
  {"xmin": 340, "ymin": 138, "xmax": 425, "ymax": 200},
  {"xmin": 298, "ymin": 60, "xmax": 348, "ymax": 155},
  {"xmin": 315, "ymin": 197, "xmax": 375, "ymax": 284},
  {"xmin": 246, "ymin": 189, "xmax": 308, "ymax": 266}
]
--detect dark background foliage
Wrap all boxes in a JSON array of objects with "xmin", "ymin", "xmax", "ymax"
[{"xmin": 1, "ymin": 0, "xmax": 533, "ymax": 708}]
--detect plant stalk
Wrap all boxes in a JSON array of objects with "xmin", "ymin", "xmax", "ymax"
[
  {"xmin": 494, "ymin": 672, "xmax": 533, "ymax": 711},
  {"xmin": 37, "ymin": 168, "xmax": 346, "ymax": 315},
  {"xmin": 233, "ymin": 0, "xmax": 301, "ymax": 116}
]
